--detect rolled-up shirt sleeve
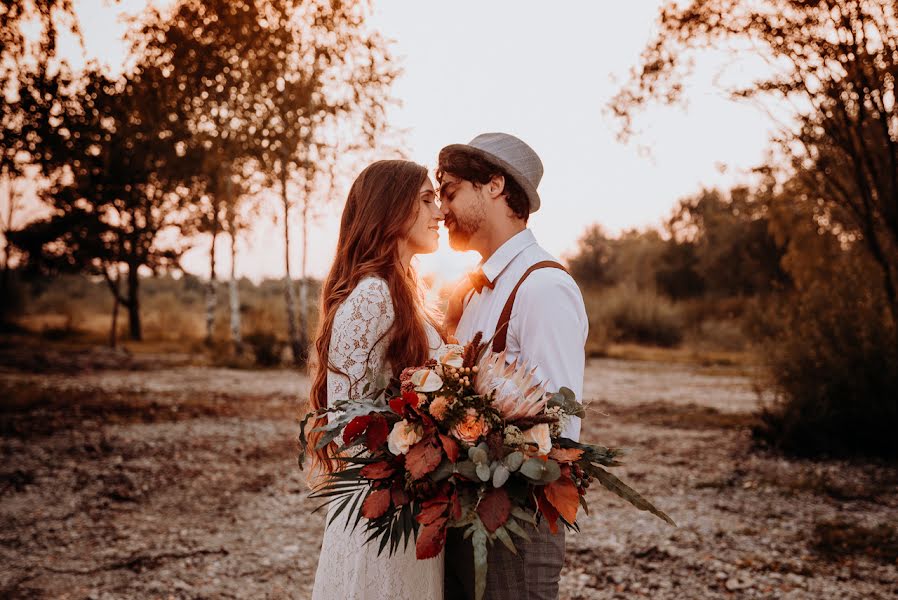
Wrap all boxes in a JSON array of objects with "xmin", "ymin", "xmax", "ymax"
[{"xmin": 507, "ymin": 269, "xmax": 589, "ymax": 440}]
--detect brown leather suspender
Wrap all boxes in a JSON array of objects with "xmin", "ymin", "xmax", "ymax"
[{"xmin": 491, "ymin": 260, "xmax": 568, "ymax": 353}]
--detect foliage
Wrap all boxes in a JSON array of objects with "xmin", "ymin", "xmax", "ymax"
[
  {"xmin": 245, "ymin": 332, "xmax": 284, "ymax": 367},
  {"xmin": 8, "ymin": 67, "xmax": 189, "ymax": 340},
  {"xmin": 567, "ymin": 224, "xmax": 615, "ymax": 287},
  {"xmin": 658, "ymin": 187, "xmax": 788, "ymax": 299},
  {"xmin": 611, "ymin": 0, "xmax": 898, "ymax": 324},
  {"xmin": 135, "ymin": 0, "xmax": 397, "ymax": 365},
  {"xmin": 750, "ymin": 244, "xmax": 898, "ymax": 459},
  {"xmin": 585, "ymin": 284, "xmax": 685, "ymax": 348}
]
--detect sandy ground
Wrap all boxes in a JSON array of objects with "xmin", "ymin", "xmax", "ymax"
[{"xmin": 1, "ymin": 348, "xmax": 897, "ymax": 599}]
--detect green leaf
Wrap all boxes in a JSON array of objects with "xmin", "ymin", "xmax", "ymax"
[
  {"xmin": 519, "ymin": 457, "xmax": 546, "ymax": 480},
  {"xmin": 591, "ymin": 465, "xmax": 676, "ymax": 526},
  {"xmin": 430, "ymin": 459, "xmax": 455, "ymax": 482},
  {"xmin": 493, "ymin": 526, "xmax": 517, "ymax": 555},
  {"xmin": 455, "ymin": 460, "xmax": 478, "ymax": 481},
  {"xmin": 503, "ymin": 451, "xmax": 524, "ymax": 472},
  {"xmin": 468, "ymin": 446, "xmax": 488, "ymax": 464},
  {"xmin": 511, "ymin": 507, "xmax": 536, "ymax": 524},
  {"xmin": 472, "ymin": 524, "xmax": 489, "ymax": 600},
  {"xmin": 492, "ymin": 464, "xmax": 510, "ymax": 488},
  {"xmin": 540, "ymin": 459, "xmax": 561, "ymax": 483},
  {"xmin": 505, "ymin": 518, "xmax": 531, "ymax": 542},
  {"xmin": 325, "ymin": 493, "xmax": 354, "ymax": 528},
  {"xmin": 547, "ymin": 387, "xmax": 586, "ymax": 418},
  {"xmin": 401, "ymin": 504, "xmax": 415, "ymax": 550},
  {"xmin": 315, "ymin": 427, "xmax": 344, "ymax": 450}
]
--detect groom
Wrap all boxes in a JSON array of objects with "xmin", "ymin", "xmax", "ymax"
[{"xmin": 438, "ymin": 133, "xmax": 588, "ymax": 599}]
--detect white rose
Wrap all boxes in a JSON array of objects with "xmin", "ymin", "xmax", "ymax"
[
  {"xmin": 522, "ymin": 423, "xmax": 552, "ymax": 456},
  {"xmin": 388, "ymin": 419, "xmax": 423, "ymax": 455},
  {"xmin": 411, "ymin": 368, "xmax": 443, "ymax": 392}
]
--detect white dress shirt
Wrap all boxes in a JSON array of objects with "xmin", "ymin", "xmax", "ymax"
[{"xmin": 455, "ymin": 229, "xmax": 588, "ymax": 440}]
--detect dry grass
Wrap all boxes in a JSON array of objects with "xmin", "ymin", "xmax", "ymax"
[
  {"xmin": 0, "ymin": 380, "xmax": 302, "ymax": 439},
  {"xmin": 600, "ymin": 343, "xmax": 756, "ymax": 369},
  {"xmin": 812, "ymin": 520, "xmax": 898, "ymax": 564}
]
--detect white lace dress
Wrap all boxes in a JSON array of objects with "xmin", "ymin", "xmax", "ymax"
[{"xmin": 311, "ymin": 276, "xmax": 445, "ymax": 600}]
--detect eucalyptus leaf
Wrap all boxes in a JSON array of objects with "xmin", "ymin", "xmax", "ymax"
[
  {"xmin": 430, "ymin": 459, "xmax": 455, "ymax": 482},
  {"xmin": 468, "ymin": 446, "xmax": 488, "ymax": 465},
  {"xmin": 519, "ymin": 458, "xmax": 546, "ymax": 480},
  {"xmin": 503, "ymin": 451, "xmax": 524, "ymax": 472},
  {"xmin": 492, "ymin": 464, "xmax": 510, "ymax": 488},
  {"xmin": 455, "ymin": 460, "xmax": 478, "ymax": 481},
  {"xmin": 540, "ymin": 459, "xmax": 561, "ymax": 483},
  {"xmin": 475, "ymin": 463, "xmax": 491, "ymax": 482}
]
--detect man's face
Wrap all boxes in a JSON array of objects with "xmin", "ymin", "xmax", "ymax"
[{"xmin": 438, "ymin": 174, "xmax": 487, "ymax": 251}]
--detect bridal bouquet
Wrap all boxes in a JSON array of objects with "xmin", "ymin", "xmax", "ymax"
[{"xmin": 298, "ymin": 332, "xmax": 674, "ymax": 600}]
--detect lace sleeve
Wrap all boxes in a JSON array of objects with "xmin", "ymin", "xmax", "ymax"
[{"xmin": 327, "ymin": 277, "xmax": 395, "ymax": 403}]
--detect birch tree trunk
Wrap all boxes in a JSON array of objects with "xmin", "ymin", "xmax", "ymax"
[
  {"xmin": 280, "ymin": 161, "xmax": 303, "ymax": 366},
  {"xmin": 1, "ymin": 177, "xmax": 19, "ymax": 304},
  {"xmin": 205, "ymin": 214, "xmax": 218, "ymax": 346},
  {"xmin": 227, "ymin": 193, "xmax": 243, "ymax": 355},
  {"xmin": 298, "ymin": 178, "xmax": 311, "ymax": 363},
  {"xmin": 229, "ymin": 235, "xmax": 242, "ymax": 353}
]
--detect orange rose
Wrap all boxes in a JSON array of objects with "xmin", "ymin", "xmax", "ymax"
[{"xmin": 450, "ymin": 408, "xmax": 489, "ymax": 444}]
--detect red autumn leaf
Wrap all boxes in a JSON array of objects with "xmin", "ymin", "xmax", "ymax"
[
  {"xmin": 403, "ymin": 390, "xmax": 421, "ymax": 408},
  {"xmin": 360, "ymin": 461, "xmax": 395, "ymax": 480},
  {"xmin": 438, "ymin": 434, "xmax": 460, "ymax": 463},
  {"xmin": 545, "ymin": 476, "xmax": 580, "ymax": 524},
  {"xmin": 361, "ymin": 488, "xmax": 392, "ymax": 519},
  {"xmin": 342, "ymin": 414, "xmax": 372, "ymax": 445},
  {"xmin": 449, "ymin": 490, "xmax": 462, "ymax": 521},
  {"xmin": 476, "ymin": 487, "xmax": 511, "ymax": 533},
  {"xmin": 415, "ymin": 517, "xmax": 448, "ymax": 559},
  {"xmin": 416, "ymin": 496, "xmax": 449, "ymax": 525},
  {"xmin": 391, "ymin": 485, "xmax": 410, "ymax": 507},
  {"xmin": 535, "ymin": 488, "xmax": 560, "ymax": 534},
  {"xmin": 365, "ymin": 414, "xmax": 389, "ymax": 452},
  {"xmin": 548, "ymin": 447, "xmax": 584, "ymax": 463},
  {"xmin": 406, "ymin": 438, "xmax": 443, "ymax": 480}
]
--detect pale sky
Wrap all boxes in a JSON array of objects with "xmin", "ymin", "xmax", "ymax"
[{"xmin": 50, "ymin": 0, "xmax": 777, "ymax": 287}]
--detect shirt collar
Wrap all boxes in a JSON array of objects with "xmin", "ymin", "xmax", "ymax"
[{"xmin": 480, "ymin": 229, "xmax": 537, "ymax": 284}]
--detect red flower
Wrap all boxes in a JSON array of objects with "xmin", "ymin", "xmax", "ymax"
[{"xmin": 389, "ymin": 390, "xmax": 421, "ymax": 415}]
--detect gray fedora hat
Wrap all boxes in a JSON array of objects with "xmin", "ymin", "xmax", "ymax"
[{"xmin": 440, "ymin": 132, "xmax": 543, "ymax": 213}]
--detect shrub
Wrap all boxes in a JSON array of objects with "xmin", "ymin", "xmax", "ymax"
[
  {"xmin": 584, "ymin": 285, "xmax": 685, "ymax": 348},
  {"xmin": 245, "ymin": 332, "xmax": 284, "ymax": 367},
  {"xmin": 751, "ymin": 262, "xmax": 898, "ymax": 459}
]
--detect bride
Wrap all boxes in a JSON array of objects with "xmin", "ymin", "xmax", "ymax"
[{"xmin": 308, "ymin": 160, "xmax": 447, "ymax": 599}]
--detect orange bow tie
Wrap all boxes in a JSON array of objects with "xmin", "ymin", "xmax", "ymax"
[{"xmin": 467, "ymin": 269, "xmax": 494, "ymax": 294}]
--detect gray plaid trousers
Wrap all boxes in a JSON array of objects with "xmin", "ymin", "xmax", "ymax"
[{"xmin": 444, "ymin": 520, "xmax": 565, "ymax": 600}]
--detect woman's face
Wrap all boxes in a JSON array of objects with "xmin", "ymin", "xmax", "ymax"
[{"xmin": 402, "ymin": 177, "xmax": 443, "ymax": 255}]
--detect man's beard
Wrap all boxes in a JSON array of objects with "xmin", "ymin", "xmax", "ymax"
[
  {"xmin": 446, "ymin": 214, "xmax": 479, "ymax": 251},
  {"xmin": 445, "ymin": 206, "xmax": 484, "ymax": 251}
]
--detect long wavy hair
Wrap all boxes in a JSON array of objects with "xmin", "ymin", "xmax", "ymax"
[{"xmin": 308, "ymin": 160, "xmax": 442, "ymax": 474}]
